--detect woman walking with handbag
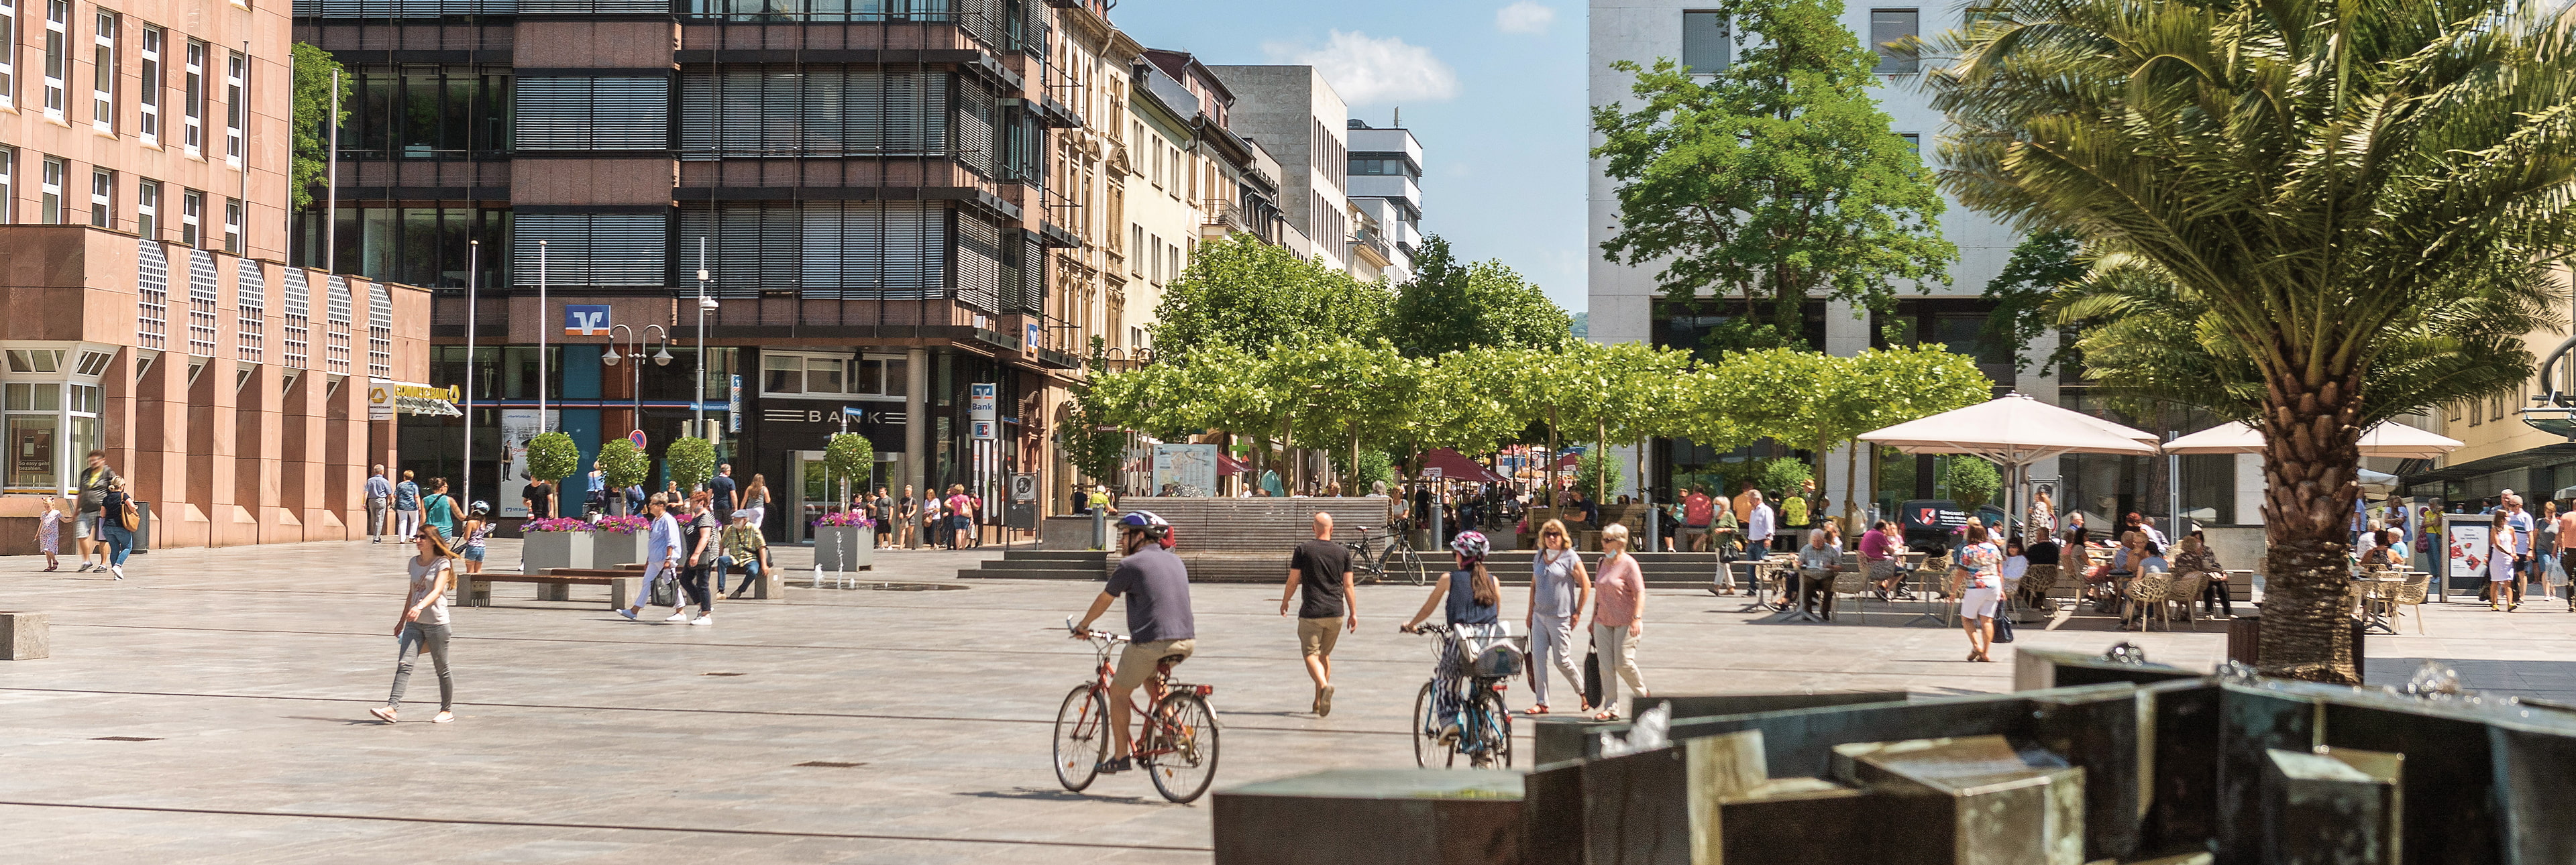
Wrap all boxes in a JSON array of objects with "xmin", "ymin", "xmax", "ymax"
[
  {"xmin": 1523, "ymin": 519, "xmax": 1590, "ymax": 715},
  {"xmin": 1953, "ymin": 523, "xmax": 2006, "ymax": 662},
  {"xmin": 370, "ymin": 525, "xmax": 457, "ymax": 724},
  {"xmin": 99, "ymin": 478, "xmax": 140, "ymax": 580},
  {"xmin": 1588, "ymin": 523, "xmax": 1650, "ymax": 720}
]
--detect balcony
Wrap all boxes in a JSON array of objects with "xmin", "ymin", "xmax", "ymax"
[
  {"xmin": 1201, "ymin": 200, "xmax": 1248, "ymax": 232},
  {"xmin": 1350, "ymin": 228, "xmax": 1393, "ymax": 269}
]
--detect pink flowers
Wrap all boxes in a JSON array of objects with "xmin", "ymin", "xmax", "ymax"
[
  {"xmin": 592, "ymin": 515, "xmax": 654, "ymax": 534},
  {"xmin": 814, "ymin": 512, "xmax": 875, "ymax": 528},
  {"xmin": 522, "ymin": 518, "xmax": 594, "ymax": 533}
]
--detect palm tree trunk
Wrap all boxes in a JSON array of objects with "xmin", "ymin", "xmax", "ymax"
[{"xmin": 2257, "ymin": 370, "xmax": 2365, "ymax": 684}]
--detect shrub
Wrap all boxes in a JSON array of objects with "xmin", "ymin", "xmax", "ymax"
[{"xmin": 525, "ymin": 432, "xmax": 579, "ymax": 484}]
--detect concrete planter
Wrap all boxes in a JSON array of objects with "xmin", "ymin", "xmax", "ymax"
[
  {"xmin": 522, "ymin": 531, "xmax": 592, "ymax": 573},
  {"xmin": 816, "ymin": 526, "xmax": 875, "ymax": 572},
  {"xmin": 592, "ymin": 531, "xmax": 644, "ymax": 567}
]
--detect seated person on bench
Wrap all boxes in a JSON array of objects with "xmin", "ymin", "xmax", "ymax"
[{"xmin": 1797, "ymin": 524, "xmax": 1845, "ymax": 618}]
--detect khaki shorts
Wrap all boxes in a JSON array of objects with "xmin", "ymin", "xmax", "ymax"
[
  {"xmin": 1114, "ymin": 638, "xmax": 1196, "ymax": 691},
  {"xmin": 1866, "ymin": 559, "xmax": 1898, "ymax": 581},
  {"xmin": 1297, "ymin": 616, "xmax": 1344, "ymax": 657}
]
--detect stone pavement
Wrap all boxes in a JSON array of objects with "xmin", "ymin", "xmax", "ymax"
[{"xmin": 3, "ymin": 539, "xmax": 2573, "ymax": 863}]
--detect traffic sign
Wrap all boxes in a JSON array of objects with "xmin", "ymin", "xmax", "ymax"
[
  {"xmin": 628, "ymin": 428, "xmax": 647, "ymax": 449},
  {"xmin": 1010, "ymin": 473, "xmax": 1038, "ymax": 502}
]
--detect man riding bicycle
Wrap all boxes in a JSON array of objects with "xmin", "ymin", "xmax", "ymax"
[{"xmin": 1073, "ymin": 510, "xmax": 1195, "ymax": 775}]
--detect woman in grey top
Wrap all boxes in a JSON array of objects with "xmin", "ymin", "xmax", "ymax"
[
  {"xmin": 370, "ymin": 526, "xmax": 457, "ymax": 724},
  {"xmin": 1523, "ymin": 518, "xmax": 1591, "ymax": 715}
]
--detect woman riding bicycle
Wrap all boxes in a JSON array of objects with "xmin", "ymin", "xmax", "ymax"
[{"xmin": 1401, "ymin": 530, "xmax": 1506, "ymax": 742}]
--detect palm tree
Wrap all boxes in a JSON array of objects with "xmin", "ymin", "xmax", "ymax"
[{"xmin": 1928, "ymin": 0, "xmax": 2576, "ymax": 682}]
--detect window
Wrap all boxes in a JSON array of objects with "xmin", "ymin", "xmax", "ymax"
[
  {"xmin": 513, "ymin": 75, "xmax": 670, "ymax": 151},
  {"xmin": 1681, "ymin": 11, "xmax": 1731, "ymax": 72},
  {"xmin": 1900, "ymin": 133, "xmax": 1921, "ymax": 156},
  {"xmin": 225, "ymin": 50, "xmax": 246, "ymax": 164},
  {"xmin": 1146, "ymin": 233, "xmax": 1159, "ymax": 283},
  {"xmin": 1872, "ymin": 9, "xmax": 1921, "ymax": 74},
  {"xmin": 0, "ymin": 147, "xmax": 12, "ymax": 223},
  {"xmin": 337, "ymin": 64, "xmax": 513, "ymax": 160},
  {"xmin": 180, "ymin": 188, "xmax": 202, "ymax": 246},
  {"xmin": 678, "ymin": 67, "xmax": 952, "ymax": 159},
  {"xmin": 237, "ymin": 259, "xmax": 265, "ymax": 364},
  {"xmin": 672, "ymin": 201, "xmax": 947, "ymax": 300},
  {"xmin": 1129, "ymin": 224, "xmax": 1142, "ymax": 276},
  {"xmin": 136, "ymin": 179, "xmax": 158, "ymax": 237},
  {"xmin": 223, "ymin": 197, "xmax": 243, "ymax": 253},
  {"xmin": 182, "ymin": 39, "xmax": 203, "ymax": 154},
  {"xmin": 41, "ymin": 0, "xmax": 65, "ymax": 117},
  {"xmin": 90, "ymin": 10, "xmax": 112, "ymax": 130},
  {"xmin": 760, "ymin": 351, "xmax": 908, "ymax": 399},
  {"xmin": 39, "ymin": 156, "xmax": 63, "ymax": 223},
  {"xmin": 0, "ymin": 0, "xmax": 15, "ymax": 109},
  {"xmin": 87, "ymin": 168, "xmax": 111, "ymax": 228},
  {"xmin": 138, "ymin": 25, "xmax": 160, "ymax": 143},
  {"xmin": 292, "ymin": 205, "xmax": 509, "ymax": 289}
]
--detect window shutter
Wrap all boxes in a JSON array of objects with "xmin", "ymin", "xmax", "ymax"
[
  {"xmin": 282, "ymin": 268, "xmax": 312, "ymax": 371},
  {"xmin": 237, "ymin": 258, "xmax": 267, "ymax": 365},
  {"xmin": 294, "ymin": 0, "xmax": 518, "ymax": 17},
  {"xmin": 514, "ymin": 213, "xmax": 670, "ymax": 289},
  {"xmin": 516, "ymin": 0, "xmax": 669, "ymax": 13},
  {"xmin": 368, "ymin": 282, "xmax": 394, "ymax": 379},
  {"xmin": 136, "ymin": 239, "xmax": 170, "ymax": 351},
  {"xmin": 514, "ymin": 76, "xmax": 669, "ymax": 151},
  {"xmin": 680, "ymin": 68, "xmax": 951, "ymax": 159},
  {"xmin": 954, "ymin": 209, "xmax": 1002, "ymax": 313},
  {"xmin": 188, "ymin": 250, "xmax": 221, "ymax": 357},
  {"xmin": 325, "ymin": 275, "xmax": 355, "ymax": 375}
]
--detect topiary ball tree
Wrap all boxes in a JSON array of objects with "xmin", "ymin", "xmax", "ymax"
[
  {"xmin": 665, "ymin": 436, "xmax": 716, "ymax": 494},
  {"xmin": 824, "ymin": 432, "xmax": 874, "ymax": 513},
  {"xmin": 598, "ymin": 439, "xmax": 651, "ymax": 496},
  {"xmin": 526, "ymin": 432, "xmax": 579, "ymax": 486}
]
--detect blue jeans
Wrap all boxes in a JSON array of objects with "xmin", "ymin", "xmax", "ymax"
[
  {"xmin": 100, "ymin": 524, "xmax": 134, "ymax": 565},
  {"xmin": 718, "ymin": 556, "xmax": 762, "ymax": 593}
]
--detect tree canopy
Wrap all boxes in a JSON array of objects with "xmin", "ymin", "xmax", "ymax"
[
  {"xmin": 1148, "ymin": 233, "xmax": 1392, "ymax": 365},
  {"xmin": 1387, "ymin": 235, "xmax": 1572, "ymax": 357},
  {"xmin": 1591, "ymin": 0, "xmax": 1955, "ymax": 346}
]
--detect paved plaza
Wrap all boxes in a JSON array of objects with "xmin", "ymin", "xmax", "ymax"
[{"xmin": 5, "ymin": 540, "xmax": 2575, "ymax": 863}]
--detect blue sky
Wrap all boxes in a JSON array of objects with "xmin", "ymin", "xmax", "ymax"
[{"xmin": 1107, "ymin": 0, "xmax": 1592, "ymax": 312}]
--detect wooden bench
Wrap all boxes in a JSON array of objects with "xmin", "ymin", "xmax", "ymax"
[{"xmin": 463, "ymin": 568, "xmax": 642, "ymax": 609}]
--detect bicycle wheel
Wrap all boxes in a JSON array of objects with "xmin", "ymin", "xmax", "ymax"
[
  {"xmin": 1411, "ymin": 679, "xmax": 1440, "ymax": 767},
  {"xmin": 1052, "ymin": 684, "xmax": 1109, "ymax": 792},
  {"xmin": 1468, "ymin": 687, "xmax": 1514, "ymax": 769},
  {"xmin": 1146, "ymin": 693, "xmax": 1221, "ymax": 804},
  {"xmin": 1394, "ymin": 546, "xmax": 1429, "ymax": 585}
]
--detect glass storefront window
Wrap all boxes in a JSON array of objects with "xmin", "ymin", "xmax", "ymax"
[{"xmin": 6, "ymin": 415, "xmax": 56, "ymax": 490}]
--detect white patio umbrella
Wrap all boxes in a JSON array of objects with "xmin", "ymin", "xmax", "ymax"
[
  {"xmin": 1858, "ymin": 393, "xmax": 2160, "ymax": 536},
  {"xmin": 2161, "ymin": 420, "xmax": 2464, "ymax": 459}
]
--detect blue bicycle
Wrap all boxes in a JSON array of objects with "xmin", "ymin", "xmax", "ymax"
[{"xmin": 1403, "ymin": 623, "xmax": 1519, "ymax": 768}]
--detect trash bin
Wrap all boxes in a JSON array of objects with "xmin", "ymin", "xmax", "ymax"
[{"xmin": 130, "ymin": 502, "xmax": 154, "ymax": 555}]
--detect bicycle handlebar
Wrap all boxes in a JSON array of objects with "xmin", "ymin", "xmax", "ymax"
[{"xmin": 1065, "ymin": 615, "xmax": 1131, "ymax": 643}]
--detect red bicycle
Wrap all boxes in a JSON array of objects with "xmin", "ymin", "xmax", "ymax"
[{"xmin": 1053, "ymin": 618, "xmax": 1222, "ymax": 803}]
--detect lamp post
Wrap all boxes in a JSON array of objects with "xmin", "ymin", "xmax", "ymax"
[
  {"xmin": 537, "ymin": 240, "xmax": 549, "ymax": 434},
  {"xmin": 462, "ymin": 241, "xmax": 479, "ymax": 518},
  {"xmin": 600, "ymin": 324, "xmax": 670, "ymax": 446},
  {"xmin": 694, "ymin": 238, "xmax": 716, "ymax": 439}
]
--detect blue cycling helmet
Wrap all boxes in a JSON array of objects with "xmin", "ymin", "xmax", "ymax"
[
  {"xmin": 1449, "ymin": 530, "xmax": 1491, "ymax": 562},
  {"xmin": 1118, "ymin": 510, "xmax": 1171, "ymax": 536}
]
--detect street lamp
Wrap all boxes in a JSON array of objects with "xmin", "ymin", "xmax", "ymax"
[
  {"xmin": 694, "ymin": 237, "xmax": 716, "ymax": 441},
  {"xmin": 600, "ymin": 323, "xmax": 669, "ymax": 447}
]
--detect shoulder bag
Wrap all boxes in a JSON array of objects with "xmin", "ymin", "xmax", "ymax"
[{"xmin": 119, "ymin": 496, "xmax": 140, "ymax": 532}]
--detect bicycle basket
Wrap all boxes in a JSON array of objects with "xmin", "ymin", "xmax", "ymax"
[{"xmin": 1471, "ymin": 642, "xmax": 1525, "ymax": 679}]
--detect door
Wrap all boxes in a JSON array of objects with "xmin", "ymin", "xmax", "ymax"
[{"xmin": 788, "ymin": 450, "xmax": 828, "ymax": 545}]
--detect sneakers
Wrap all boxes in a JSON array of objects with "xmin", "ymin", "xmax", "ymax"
[
  {"xmin": 663, "ymin": 610, "xmax": 692, "ymax": 623},
  {"xmin": 1437, "ymin": 723, "xmax": 1462, "ymax": 743},
  {"xmin": 76, "ymin": 563, "xmax": 94, "ymax": 573},
  {"xmin": 617, "ymin": 608, "xmax": 639, "ymax": 621},
  {"xmin": 1316, "ymin": 684, "xmax": 1334, "ymax": 717},
  {"xmin": 109, "ymin": 565, "xmax": 124, "ymax": 580},
  {"xmin": 431, "ymin": 711, "xmax": 454, "ymax": 724},
  {"xmin": 690, "ymin": 616, "xmax": 713, "ymax": 626},
  {"xmin": 1095, "ymin": 756, "xmax": 1133, "ymax": 774},
  {"xmin": 368, "ymin": 706, "xmax": 397, "ymax": 724}
]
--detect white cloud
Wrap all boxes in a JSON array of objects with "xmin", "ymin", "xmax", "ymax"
[
  {"xmin": 1262, "ymin": 31, "xmax": 1460, "ymax": 107},
  {"xmin": 1495, "ymin": 1, "xmax": 1556, "ymax": 34}
]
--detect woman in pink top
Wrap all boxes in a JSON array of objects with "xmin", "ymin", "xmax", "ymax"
[
  {"xmin": 1951, "ymin": 523, "xmax": 2006, "ymax": 662},
  {"xmin": 1589, "ymin": 523, "xmax": 1650, "ymax": 720}
]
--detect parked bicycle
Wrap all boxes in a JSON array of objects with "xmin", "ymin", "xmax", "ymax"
[
  {"xmin": 1348, "ymin": 522, "xmax": 1430, "ymax": 585},
  {"xmin": 1053, "ymin": 617, "xmax": 1222, "ymax": 803},
  {"xmin": 1402, "ymin": 622, "xmax": 1519, "ymax": 768}
]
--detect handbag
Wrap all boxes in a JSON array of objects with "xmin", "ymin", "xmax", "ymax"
[
  {"xmin": 651, "ymin": 570, "xmax": 679, "ymax": 608},
  {"xmin": 119, "ymin": 497, "xmax": 140, "ymax": 532},
  {"xmin": 1582, "ymin": 634, "xmax": 1604, "ymax": 709},
  {"xmin": 1992, "ymin": 611, "xmax": 2017, "ymax": 643}
]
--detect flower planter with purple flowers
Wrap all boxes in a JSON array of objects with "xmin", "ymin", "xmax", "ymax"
[
  {"xmin": 521, "ymin": 518, "xmax": 597, "ymax": 573},
  {"xmin": 814, "ymin": 512, "xmax": 876, "ymax": 573},
  {"xmin": 589, "ymin": 515, "xmax": 653, "ymax": 567}
]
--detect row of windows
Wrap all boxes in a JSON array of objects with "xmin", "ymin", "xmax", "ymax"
[
  {"xmin": 0, "ymin": 1, "xmax": 244, "ymax": 158},
  {"xmin": 0, "ymin": 146, "xmax": 239, "ymax": 251},
  {"xmin": 759, "ymin": 351, "xmax": 910, "ymax": 400},
  {"xmin": 1679, "ymin": 8, "xmax": 1920, "ymax": 75}
]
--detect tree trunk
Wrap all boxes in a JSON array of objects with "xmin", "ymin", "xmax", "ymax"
[
  {"xmin": 1597, "ymin": 419, "xmax": 1610, "ymax": 504},
  {"xmin": 1351, "ymin": 430, "xmax": 1362, "ymax": 496},
  {"xmin": 1547, "ymin": 407, "xmax": 1562, "ymax": 508},
  {"xmin": 1843, "ymin": 437, "xmax": 1860, "ymax": 530},
  {"xmin": 2256, "ymin": 369, "xmax": 2365, "ymax": 685}
]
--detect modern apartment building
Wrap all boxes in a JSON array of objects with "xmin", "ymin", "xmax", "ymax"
[
  {"xmin": 1, "ymin": 0, "xmax": 433, "ymax": 551},
  {"xmin": 1591, "ymin": 0, "xmax": 2275, "ymax": 527},
  {"xmin": 292, "ymin": 0, "xmax": 1130, "ymax": 539},
  {"xmin": 1345, "ymin": 117, "xmax": 1421, "ymax": 283},
  {"xmin": 1207, "ymin": 64, "xmax": 1349, "ymax": 276}
]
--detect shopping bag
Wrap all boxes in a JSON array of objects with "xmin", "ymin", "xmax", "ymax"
[
  {"xmin": 651, "ymin": 572, "xmax": 678, "ymax": 608},
  {"xmin": 1992, "ymin": 612, "xmax": 2017, "ymax": 643}
]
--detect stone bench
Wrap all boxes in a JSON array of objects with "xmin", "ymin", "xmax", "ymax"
[
  {"xmin": 462, "ymin": 570, "xmax": 639, "ymax": 610},
  {"xmin": 1, "ymin": 611, "xmax": 46, "ymax": 660}
]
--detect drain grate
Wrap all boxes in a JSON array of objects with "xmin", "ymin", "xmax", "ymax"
[
  {"xmin": 702, "ymin": 672, "xmax": 745, "ymax": 677},
  {"xmin": 93, "ymin": 736, "xmax": 160, "ymax": 742},
  {"xmin": 845, "ymin": 583, "xmax": 970, "ymax": 592},
  {"xmin": 795, "ymin": 760, "xmax": 867, "ymax": 768}
]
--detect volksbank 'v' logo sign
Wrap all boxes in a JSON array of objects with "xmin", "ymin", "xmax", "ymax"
[{"xmin": 564, "ymin": 304, "xmax": 610, "ymax": 336}]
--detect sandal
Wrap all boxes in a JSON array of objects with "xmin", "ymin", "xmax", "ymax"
[
  {"xmin": 1592, "ymin": 709, "xmax": 1622, "ymax": 722},
  {"xmin": 1526, "ymin": 704, "xmax": 1552, "ymax": 715}
]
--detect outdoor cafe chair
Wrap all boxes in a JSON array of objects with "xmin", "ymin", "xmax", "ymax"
[
  {"xmin": 2165, "ymin": 572, "xmax": 2208, "ymax": 631},
  {"xmin": 2125, "ymin": 573, "xmax": 2173, "ymax": 632},
  {"xmin": 1830, "ymin": 565, "xmax": 1871, "ymax": 622},
  {"xmin": 2393, "ymin": 571, "xmax": 2432, "ymax": 634}
]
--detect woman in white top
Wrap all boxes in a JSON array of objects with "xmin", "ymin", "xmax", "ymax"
[
  {"xmin": 1951, "ymin": 524, "xmax": 2006, "ymax": 662},
  {"xmin": 2491, "ymin": 511, "xmax": 2520, "ymax": 611},
  {"xmin": 1523, "ymin": 518, "xmax": 1591, "ymax": 715},
  {"xmin": 371, "ymin": 526, "xmax": 458, "ymax": 724}
]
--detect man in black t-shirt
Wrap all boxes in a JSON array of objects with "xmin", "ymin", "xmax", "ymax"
[
  {"xmin": 710, "ymin": 464, "xmax": 740, "ymax": 514},
  {"xmin": 1280, "ymin": 512, "xmax": 1358, "ymax": 717},
  {"xmin": 521, "ymin": 479, "xmax": 552, "ymax": 521}
]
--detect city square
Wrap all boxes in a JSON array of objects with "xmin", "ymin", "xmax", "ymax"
[{"xmin": 7, "ymin": 539, "xmax": 2576, "ymax": 862}]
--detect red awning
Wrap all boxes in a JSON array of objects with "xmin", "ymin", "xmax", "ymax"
[
  {"xmin": 1416, "ymin": 449, "xmax": 1509, "ymax": 483},
  {"xmin": 1218, "ymin": 453, "xmax": 1250, "ymax": 475},
  {"xmin": 1550, "ymin": 452, "xmax": 1582, "ymax": 470}
]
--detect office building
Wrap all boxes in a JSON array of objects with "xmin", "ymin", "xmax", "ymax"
[{"xmin": 1345, "ymin": 117, "xmax": 1421, "ymax": 283}]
